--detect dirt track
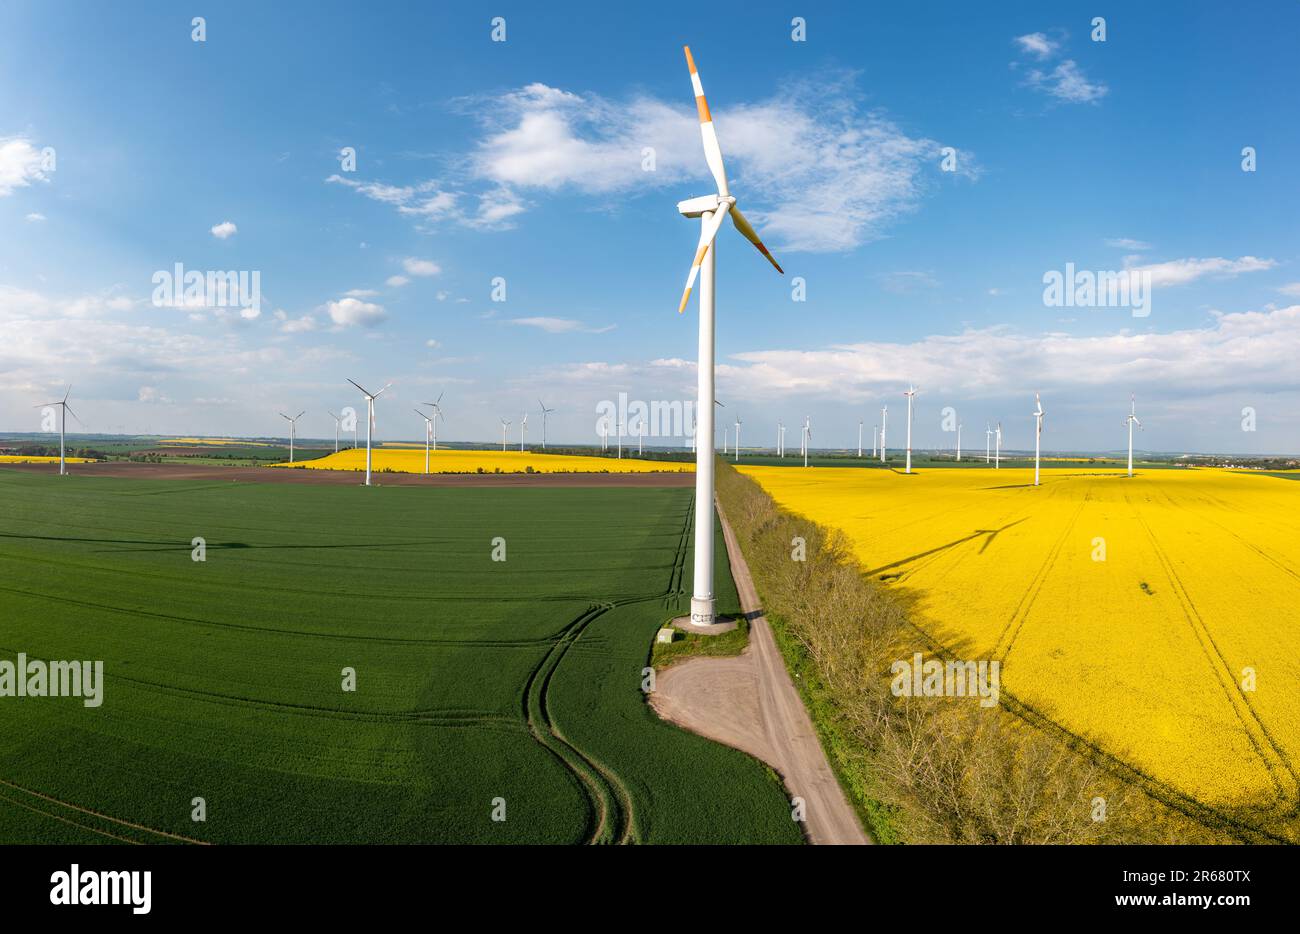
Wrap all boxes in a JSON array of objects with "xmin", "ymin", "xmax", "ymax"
[
  {"xmin": 651, "ymin": 500, "xmax": 872, "ymax": 845},
  {"xmin": 0, "ymin": 461, "xmax": 693, "ymax": 487}
]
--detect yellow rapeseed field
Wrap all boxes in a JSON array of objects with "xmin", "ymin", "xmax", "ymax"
[
  {"xmin": 738, "ymin": 464, "xmax": 1300, "ymax": 817},
  {"xmin": 275, "ymin": 448, "xmax": 692, "ymax": 474},
  {"xmin": 0, "ymin": 455, "xmax": 96, "ymax": 464},
  {"xmin": 158, "ymin": 438, "xmax": 270, "ymax": 446}
]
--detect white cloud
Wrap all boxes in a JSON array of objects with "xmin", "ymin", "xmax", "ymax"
[
  {"xmin": 1025, "ymin": 60, "xmax": 1108, "ymax": 104},
  {"xmin": 710, "ymin": 304, "xmax": 1300, "ymax": 403},
  {"xmin": 507, "ymin": 316, "xmax": 614, "ymax": 334},
  {"xmin": 1105, "ymin": 238, "xmax": 1151, "ymax": 251},
  {"xmin": 426, "ymin": 338, "xmax": 440, "ymax": 348},
  {"xmin": 1014, "ymin": 33, "xmax": 1060, "ymax": 59},
  {"xmin": 385, "ymin": 275, "xmax": 410, "ymax": 288},
  {"xmin": 210, "ymin": 220, "xmax": 238, "ymax": 239},
  {"xmin": 345, "ymin": 288, "xmax": 379, "ymax": 298},
  {"xmin": 401, "ymin": 257, "xmax": 441, "ymax": 277},
  {"xmin": 323, "ymin": 297, "xmax": 386, "ymax": 327},
  {"xmin": 0, "ymin": 137, "xmax": 51, "ymax": 196},
  {"xmin": 137, "ymin": 386, "xmax": 171, "ymax": 404},
  {"xmin": 1124, "ymin": 255, "xmax": 1275, "ymax": 289},
  {"xmin": 1278, "ymin": 283, "xmax": 1300, "ymax": 297},
  {"xmin": 280, "ymin": 314, "xmax": 318, "ymax": 333},
  {"xmin": 25, "ymin": 212, "xmax": 46, "ymax": 222}
]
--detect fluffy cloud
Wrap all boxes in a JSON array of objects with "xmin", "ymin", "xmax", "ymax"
[
  {"xmin": 1124, "ymin": 255, "xmax": 1275, "ymax": 288},
  {"xmin": 210, "ymin": 220, "xmax": 238, "ymax": 239},
  {"xmin": 1025, "ymin": 60, "xmax": 1108, "ymax": 103},
  {"xmin": 0, "ymin": 137, "xmax": 51, "ymax": 196},
  {"xmin": 25, "ymin": 212, "xmax": 46, "ymax": 222},
  {"xmin": 507, "ymin": 316, "xmax": 614, "ymax": 334},
  {"xmin": 1105, "ymin": 237, "xmax": 1151, "ymax": 251},
  {"xmin": 401, "ymin": 257, "xmax": 441, "ymax": 277},
  {"xmin": 1014, "ymin": 33, "xmax": 1059, "ymax": 59},
  {"xmin": 327, "ymin": 74, "xmax": 968, "ymax": 252},
  {"xmin": 324, "ymin": 297, "xmax": 386, "ymax": 327}
]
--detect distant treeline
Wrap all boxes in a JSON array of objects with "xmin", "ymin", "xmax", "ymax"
[{"xmin": 2, "ymin": 445, "xmax": 108, "ymax": 460}]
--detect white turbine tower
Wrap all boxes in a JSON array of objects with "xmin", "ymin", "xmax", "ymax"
[
  {"xmin": 872, "ymin": 424, "xmax": 878, "ymax": 459},
  {"xmin": 956, "ymin": 420, "xmax": 962, "ymax": 462},
  {"xmin": 880, "ymin": 405, "xmax": 888, "ymax": 463},
  {"xmin": 539, "ymin": 399, "xmax": 555, "ymax": 448},
  {"xmin": 857, "ymin": 419, "xmax": 863, "ymax": 458},
  {"xmin": 415, "ymin": 409, "xmax": 434, "ymax": 474},
  {"xmin": 421, "ymin": 394, "xmax": 444, "ymax": 451},
  {"xmin": 346, "ymin": 379, "xmax": 389, "ymax": 487},
  {"xmin": 777, "ymin": 421, "xmax": 785, "ymax": 457},
  {"xmin": 1124, "ymin": 394, "xmax": 1142, "ymax": 478},
  {"xmin": 279, "ymin": 410, "xmax": 305, "ymax": 463},
  {"xmin": 802, "ymin": 416, "xmax": 811, "ymax": 467},
  {"xmin": 985, "ymin": 422, "xmax": 993, "ymax": 464},
  {"xmin": 35, "ymin": 386, "xmax": 79, "ymax": 476},
  {"xmin": 995, "ymin": 421, "xmax": 1002, "ymax": 469},
  {"xmin": 676, "ymin": 45, "xmax": 784, "ymax": 627},
  {"xmin": 520, "ymin": 412, "xmax": 528, "ymax": 452},
  {"xmin": 638, "ymin": 418, "xmax": 646, "ymax": 455},
  {"xmin": 1033, "ymin": 392, "xmax": 1045, "ymax": 486},
  {"xmin": 903, "ymin": 385, "xmax": 917, "ymax": 474},
  {"xmin": 500, "ymin": 418, "xmax": 511, "ymax": 452},
  {"xmin": 734, "ymin": 415, "xmax": 741, "ymax": 462},
  {"xmin": 328, "ymin": 411, "xmax": 343, "ymax": 454}
]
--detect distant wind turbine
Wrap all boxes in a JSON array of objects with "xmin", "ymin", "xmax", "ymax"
[
  {"xmin": 802, "ymin": 416, "xmax": 811, "ymax": 468},
  {"xmin": 421, "ymin": 394, "xmax": 444, "ymax": 450},
  {"xmin": 995, "ymin": 421, "xmax": 1002, "ymax": 469},
  {"xmin": 1124, "ymin": 394, "xmax": 1142, "ymax": 478},
  {"xmin": 1032, "ymin": 392, "xmax": 1045, "ymax": 486},
  {"xmin": 777, "ymin": 420, "xmax": 785, "ymax": 457},
  {"xmin": 956, "ymin": 420, "xmax": 962, "ymax": 462},
  {"xmin": 347, "ymin": 379, "xmax": 389, "ymax": 486},
  {"xmin": 279, "ymin": 410, "xmax": 305, "ymax": 463},
  {"xmin": 34, "ymin": 385, "xmax": 79, "ymax": 476},
  {"xmin": 520, "ymin": 412, "xmax": 528, "ymax": 452},
  {"xmin": 415, "ymin": 409, "xmax": 434, "ymax": 474},
  {"xmin": 500, "ymin": 418, "xmax": 511, "ymax": 452},
  {"xmin": 903, "ymin": 385, "xmax": 917, "ymax": 474},
  {"xmin": 328, "ymin": 411, "xmax": 342, "ymax": 453},
  {"xmin": 734, "ymin": 415, "xmax": 741, "ymax": 462},
  {"xmin": 857, "ymin": 419, "xmax": 863, "ymax": 458},
  {"xmin": 985, "ymin": 422, "xmax": 993, "ymax": 464},
  {"xmin": 538, "ymin": 399, "xmax": 555, "ymax": 448},
  {"xmin": 880, "ymin": 405, "xmax": 888, "ymax": 463}
]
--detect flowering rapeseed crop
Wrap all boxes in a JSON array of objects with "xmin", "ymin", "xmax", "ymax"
[{"xmin": 275, "ymin": 448, "xmax": 691, "ymax": 474}]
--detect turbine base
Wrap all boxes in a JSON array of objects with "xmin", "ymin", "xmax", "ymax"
[{"xmin": 690, "ymin": 596, "xmax": 715, "ymax": 627}]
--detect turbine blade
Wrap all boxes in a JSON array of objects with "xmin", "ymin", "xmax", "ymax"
[
  {"xmin": 683, "ymin": 47, "xmax": 729, "ymax": 198},
  {"xmin": 372, "ymin": 382, "xmax": 391, "ymax": 399},
  {"xmin": 296, "ymin": 411, "xmax": 305, "ymax": 420},
  {"xmin": 678, "ymin": 202, "xmax": 732, "ymax": 313},
  {"xmin": 64, "ymin": 405, "xmax": 81, "ymax": 425},
  {"xmin": 347, "ymin": 378, "xmax": 371, "ymax": 396},
  {"xmin": 62, "ymin": 385, "xmax": 72, "ymax": 403},
  {"xmin": 729, "ymin": 206, "xmax": 783, "ymax": 274}
]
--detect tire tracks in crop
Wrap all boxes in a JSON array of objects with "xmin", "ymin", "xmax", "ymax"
[
  {"xmin": 993, "ymin": 492, "xmax": 1089, "ymax": 661},
  {"xmin": 520, "ymin": 602, "xmax": 637, "ymax": 845},
  {"xmin": 0, "ymin": 776, "xmax": 208, "ymax": 844},
  {"xmin": 1134, "ymin": 511, "xmax": 1299, "ymax": 805}
]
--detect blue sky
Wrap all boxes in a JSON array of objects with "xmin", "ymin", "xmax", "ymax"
[{"xmin": 2, "ymin": 0, "xmax": 1299, "ymax": 452}]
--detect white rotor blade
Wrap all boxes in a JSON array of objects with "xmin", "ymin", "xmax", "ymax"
[
  {"xmin": 677, "ymin": 201, "xmax": 732, "ymax": 313},
  {"xmin": 347, "ymin": 378, "xmax": 371, "ymax": 397},
  {"xmin": 683, "ymin": 46, "xmax": 728, "ymax": 197},
  {"xmin": 729, "ymin": 206, "xmax": 784, "ymax": 274}
]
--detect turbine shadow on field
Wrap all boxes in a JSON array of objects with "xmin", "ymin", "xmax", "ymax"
[{"xmin": 865, "ymin": 518, "xmax": 1026, "ymax": 577}]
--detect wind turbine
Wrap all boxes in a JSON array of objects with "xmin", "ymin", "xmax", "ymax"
[
  {"xmin": 346, "ymin": 379, "xmax": 389, "ymax": 486},
  {"xmin": 415, "ymin": 409, "xmax": 434, "ymax": 474},
  {"xmin": 985, "ymin": 422, "xmax": 993, "ymax": 464},
  {"xmin": 1124, "ymin": 394, "xmax": 1142, "ymax": 478},
  {"xmin": 499, "ymin": 418, "xmax": 511, "ymax": 452},
  {"xmin": 903, "ymin": 385, "xmax": 917, "ymax": 474},
  {"xmin": 638, "ymin": 418, "xmax": 646, "ymax": 455},
  {"xmin": 734, "ymin": 415, "xmax": 741, "ymax": 462},
  {"xmin": 279, "ymin": 410, "xmax": 305, "ymax": 463},
  {"xmin": 328, "ymin": 411, "xmax": 343, "ymax": 454},
  {"xmin": 777, "ymin": 421, "xmax": 785, "ymax": 457},
  {"xmin": 1032, "ymin": 392, "xmax": 1045, "ymax": 486},
  {"xmin": 520, "ymin": 412, "xmax": 528, "ymax": 452},
  {"xmin": 34, "ymin": 386, "xmax": 79, "ymax": 475},
  {"xmin": 880, "ymin": 405, "xmax": 888, "ymax": 463},
  {"xmin": 538, "ymin": 399, "xmax": 555, "ymax": 448},
  {"xmin": 617, "ymin": 417, "xmax": 623, "ymax": 459},
  {"xmin": 421, "ymin": 393, "xmax": 444, "ymax": 450},
  {"xmin": 956, "ymin": 420, "xmax": 962, "ymax": 462},
  {"xmin": 872, "ymin": 423, "xmax": 878, "ymax": 459},
  {"xmin": 995, "ymin": 421, "xmax": 1002, "ymax": 469},
  {"xmin": 676, "ymin": 45, "xmax": 785, "ymax": 626},
  {"xmin": 857, "ymin": 419, "xmax": 863, "ymax": 458}
]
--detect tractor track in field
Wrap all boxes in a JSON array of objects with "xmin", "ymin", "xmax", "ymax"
[
  {"xmin": 0, "ymin": 776, "xmax": 208, "ymax": 844},
  {"xmin": 1133, "ymin": 511, "xmax": 1300, "ymax": 806},
  {"xmin": 521, "ymin": 603, "xmax": 638, "ymax": 845},
  {"xmin": 993, "ymin": 493, "xmax": 1089, "ymax": 660}
]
